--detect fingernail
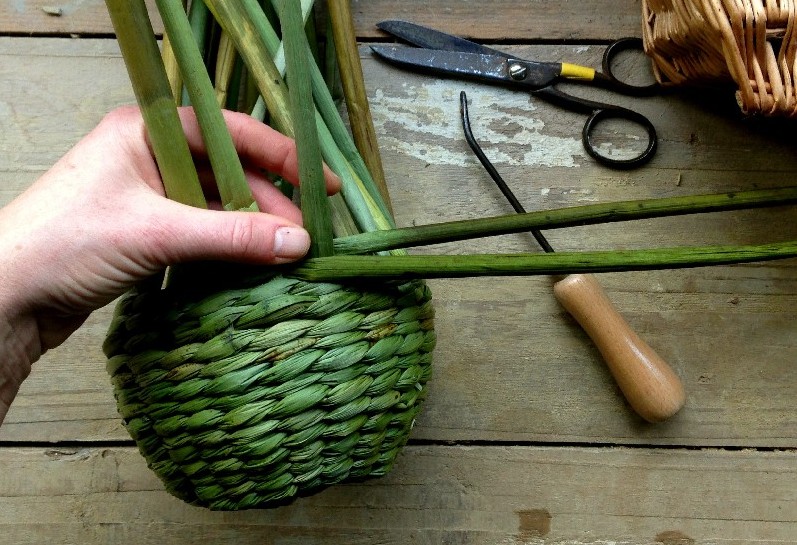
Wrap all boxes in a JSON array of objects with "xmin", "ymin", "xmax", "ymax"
[{"xmin": 274, "ymin": 226, "xmax": 310, "ymax": 259}]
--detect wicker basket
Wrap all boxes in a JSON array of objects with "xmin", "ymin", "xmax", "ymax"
[
  {"xmin": 104, "ymin": 269, "xmax": 435, "ymax": 510},
  {"xmin": 642, "ymin": 0, "xmax": 797, "ymax": 116}
]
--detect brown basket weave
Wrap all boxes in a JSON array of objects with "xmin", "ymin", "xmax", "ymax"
[{"xmin": 642, "ymin": 0, "xmax": 797, "ymax": 116}]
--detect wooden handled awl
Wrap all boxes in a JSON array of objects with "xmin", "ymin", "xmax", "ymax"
[
  {"xmin": 553, "ymin": 274, "xmax": 685, "ymax": 422},
  {"xmin": 459, "ymin": 91, "xmax": 685, "ymax": 423}
]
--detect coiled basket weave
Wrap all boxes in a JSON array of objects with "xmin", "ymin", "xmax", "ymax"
[
  {"xmin": 103, "ymin": 270, "xmax": 435, "ymax": 510},
  {"xmin": 642, "ymin": 0, "xmax": 797, "ymax": 116}
]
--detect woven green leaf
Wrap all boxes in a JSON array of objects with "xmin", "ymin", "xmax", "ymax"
[{"xmin": 105, "ymin": 274, "xmax": 434, "ymax": 510}]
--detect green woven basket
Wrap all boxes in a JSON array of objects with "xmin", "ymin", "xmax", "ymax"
[{"xmin": 103, "ymin": 269, "xmax": 435, "ymax": 510}]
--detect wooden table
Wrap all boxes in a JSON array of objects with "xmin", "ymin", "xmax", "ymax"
[{"xmin": 2, "ymin": 1, "xmax": 797, "ymax": 543}]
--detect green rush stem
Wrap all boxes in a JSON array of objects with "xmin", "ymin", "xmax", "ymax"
[
  {"xmin": 204, "ymin": 0, "xmax": 294, "ymax": 136},
  {"xmin": 205, "ymin": 0, "xmax": 392, "ymax": 234},
  {"xmin": 305, "ymin": 37, "xmax": 396, "ymax": 227},
  {"xmin": 158, "ymin": 0, "xmax": 256, "ymax": 211},
  {"xmin": 106, "ymin": 0, "xmax": 206, "ymax": 208},
  {"xmin": 214, "ymin": 31, "xmax": 239, "ymax": 108},
  {"xmin": 161, "ymin": 34, "xmax": 182, "ymax": 104},
  {"xmin": 291, "ymin": 241, "xmax": 797, "ymax": 281},
  {"xmin": 328, "ymin": 0, "xmax": 393, "ymax": 216},
  {"xmin": 280, "ymin": 0, "xmax": 333, "ymax": 256},
  {"xmin": 265, "ymin": 0, "xmax": 393, "ymax": 226},
  {"xmin": 183, "ymin": 0, "xmax": 212, "ymax": 106},
  {"xmin": 324, "ymin": 16, "xmax": 344, "ymax": 101},
  {"xmin": 257, "ymin": 0, "xmax": 395, "ymax": 227},
  {"xmin": 333, "ymin": 186, "xmax": 797, "ymax": 255},
  {"xmin": 250, "ymin": 0, "xmax": 315, "ymax": 120}
]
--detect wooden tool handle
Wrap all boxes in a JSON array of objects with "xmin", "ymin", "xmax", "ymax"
[{"xmin": 552, "ymin": 274, "xmax": 685, "ymax": 423}]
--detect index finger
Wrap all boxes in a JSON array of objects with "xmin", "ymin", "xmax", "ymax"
[{"xmin": 177, "ymin": 107, "xmax": 342, "ymax": 195}]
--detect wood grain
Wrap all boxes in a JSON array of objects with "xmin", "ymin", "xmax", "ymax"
[
  {"xmin": 340, "ymin": 0, "xmax": 649, "ymax": 40},
  {"xmin": 0, "ymin": 0, "xmax": 161, "ymax": 35},
  {"xmin": 0, "ymin": 445, "xmax": 795, "ymax": 544},
  {"xmin": 552, "ymin": 273, "xmax": 687, "ymax": 423},
  {"xmin": 0, "ymin": 39, "xmax": 797, "ymax": 447},
  {"xmin": 3, "ymin": 0, "xmax": 797, "ymax": 537},
  {"xmin": 0, "ymin": 0, "xmax": 645, "ymax": 40},
  {"xmin": 2, "ymin": 38, "xmax": 797, "ymax": 449}
]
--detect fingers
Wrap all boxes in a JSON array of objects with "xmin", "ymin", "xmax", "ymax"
[
  {"xmin": 147, "ymin": 199, "xmax": 311, "ymax": 266},
  {"xmin": 176, "ymin": 108, "xmax": 342, "ymax": 195},
  {"xmin": 245, "ymin": 170, "xmax": 303, "ymax": 224},
  {"xmin": 95, "ymin": 107, "xmax": 332, "ymax": 266}
]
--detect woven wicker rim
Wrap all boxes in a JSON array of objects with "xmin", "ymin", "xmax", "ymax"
[{"xmin": 643, "ymin": 0, "xmax": 797, "ymax": 116}]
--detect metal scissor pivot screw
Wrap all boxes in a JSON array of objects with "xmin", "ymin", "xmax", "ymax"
[{"xmin": 508, "ymin": 63, "xmax": 527, "ymax": 80}]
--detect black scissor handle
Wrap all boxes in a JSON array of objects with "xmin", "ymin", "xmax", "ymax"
[
  {"xmin": 582, "ymin": 106, "xmax": 657, "ymax": 169},
  {"xmin": 534, "ymin": 85, "xmax": 657, "ymax": 169},
  {"xmin": 594, "ymin": 37, "xmax": 659, "ymax": 97}
]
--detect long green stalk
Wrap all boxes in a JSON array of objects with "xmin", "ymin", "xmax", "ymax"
[
  {"xmin": 161, "ymin": 34, "xmax": 182, "ymax": 103},
  {"xmin": 306, "ymin": 37, "xmax": 395, "ymax": 227},
  {"xmin": 280, "ymin": 0, "xmax": 333, "ymax": 256},
  {"xmin": 188, "ymin": 0, "xmax": 212, "ymax": 59},
  {"xmin": 106, "ymin": 4, "xmax": 797, "ymax": 283},
  {"xmin": 328, "ymin": 0, "xmax": 392, "ymax": 215},
  {"xmin": 250, "ymin": 0, "xmax": 316, "ymax": 120},
  {"xmin": 236, "ymin": 1, "xmax": 361, "ymax": 240},
  {"xmin": 292, "ymin": 241, "xmax": 797, "ymax": 281},
  {"xmin": 261, "ymin": 0, "xmax": 390, "ymax": 224},
  {"xmin": 158, "ymin": 0, "xmax": 256, "ymax": 212},
  {"xmin": 334, "ymin": 186, "xmax": 797, "ymax": 254},
  {"xmin": 203, "ymin": 0, "xmax": 294, "ymax": 136},
  {"xmin": 183, "ymin": 0, "xmax": 212, "ymax": 105},
  {"xmin": 324, "ymin": 16, "xmax": 344, "ymax": 100},
  {"xmin": 214, "ymin": 32, "xmax": 238, "ymax": 107},
  {"xmin": 205, "ymin": 0, "xmax": 393, "ymax": 232},
  {"xmin": 106, "ymin": 0, "xmax": 206, "ymax": 209}
]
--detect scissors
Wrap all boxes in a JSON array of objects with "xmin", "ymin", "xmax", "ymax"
[{"xmin": 371, "ymin": 20, "xmax": 660, "ymax": 169}]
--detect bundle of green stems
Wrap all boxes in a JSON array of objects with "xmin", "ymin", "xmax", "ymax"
[{"xmin": 106, "ymin": 0, "xmax": 797, "ymax": 281}]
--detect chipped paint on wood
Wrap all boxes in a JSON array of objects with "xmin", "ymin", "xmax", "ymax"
[{"xmin": 370, "ymin": 80, "xmax": 585, "ymax": 168}]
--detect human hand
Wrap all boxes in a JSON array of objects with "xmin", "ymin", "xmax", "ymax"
[{"xmin": 0, "ymin": 106, "xmax": 341, "ymax": 420}]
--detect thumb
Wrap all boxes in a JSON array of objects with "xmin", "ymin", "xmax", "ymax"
[{"xmin": 149, "ymin": 201, "xmax": 312, "ymax": 266}]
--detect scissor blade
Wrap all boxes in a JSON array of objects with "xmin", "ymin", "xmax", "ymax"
[
  {"xmin": 377, "ymin": 19, "xmax": 509, "ymax": 58},
  {"xmin": 370, "ymin": 46, "xmax": 559, "ymax": 89}
]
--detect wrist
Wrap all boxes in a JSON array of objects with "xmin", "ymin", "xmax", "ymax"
[{"xmin": 0, "ymin": 299, "xmax": 39, "ymax": 426}]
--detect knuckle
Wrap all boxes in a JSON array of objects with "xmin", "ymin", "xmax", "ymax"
[
  {"xmin": 230, "ymin": 216, "xmax": 269, "ymax": 259},
  {"xmin": 102, "ymin": 106, "xmax": 141, "ymax": 126}
]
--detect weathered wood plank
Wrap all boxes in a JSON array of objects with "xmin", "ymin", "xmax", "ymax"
[
  {"xmin": 0, "ymin": 445, "xmax": 795, "ymax": 544},
  {"xmin": 0, "ymin": 39, "xmax": 133, "ymax": 194},
  {"xmin": 0, "ymin": 0, "xmax": 646, "ymax": 40},
  {"xmin": 2, "ymin": 37, "xmax": 797, "ymax": 447},
  {"xmin": 0, "ymin": 0, "xmax": 161, "ymax": 35},
  {"xmin": 340, "ymin": 0, "xmax": 648, "ymax": 40}
]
